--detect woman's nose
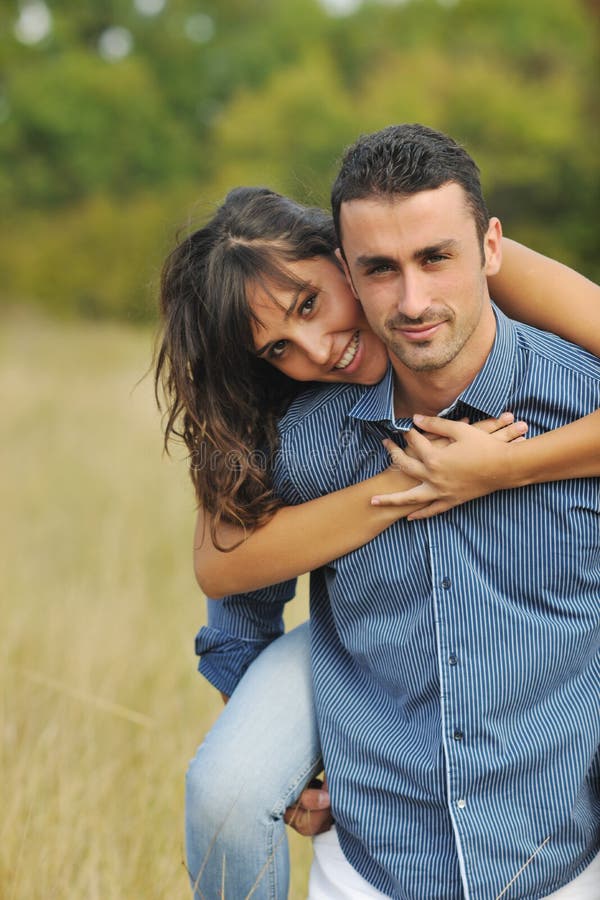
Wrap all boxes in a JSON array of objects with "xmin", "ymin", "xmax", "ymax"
[{"xmin": 298, "ymin": 331, "xmax": 332, "ymax": 366}]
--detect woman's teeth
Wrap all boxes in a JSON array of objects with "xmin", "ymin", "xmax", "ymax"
[{"xmin": 335, "ymin": 331, "xmax": 359, "ymax": 369}]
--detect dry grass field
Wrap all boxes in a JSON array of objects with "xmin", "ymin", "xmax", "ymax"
[{"xmin": 0, "ymin": 310, "xmax": 311, "ymax": 899}]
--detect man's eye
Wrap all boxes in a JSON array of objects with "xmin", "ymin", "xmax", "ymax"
[
  {"xmin": 368, "ymin": 264, "xmax": 393, "ymax": 275},
  {"xmin": 269, "ymin": 340, "xmax": 288, "ymax": 358},
  {"xmin": 426, "ymin": 254, "xmax": 447, "ymax": 264}
]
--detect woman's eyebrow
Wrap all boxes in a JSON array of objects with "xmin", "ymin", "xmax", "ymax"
[
  {"xmin": 255, "ymin": 341, "xmax": 274, "ymax": 357},
  {"xmin": 283, "ymin": 288, "xmax": 303, "ymax": 320},
  {"xmin": 254, "ymin": 283, "xmax": 313, "ymax": 357}
]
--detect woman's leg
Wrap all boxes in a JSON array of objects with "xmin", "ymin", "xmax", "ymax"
[{"xmin": 185, "ymin": 621, "xmax": 321, "ymax": 900}]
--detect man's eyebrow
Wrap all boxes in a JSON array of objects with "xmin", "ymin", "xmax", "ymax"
[
  {"xmin": 354, "ymin": 239, "xmax": 459, "ymax": 270},
  {"xmin": 413, "ymin": 239, "xmax": 458, "ymax": 260},
  {"xmin": 355, "ymin": 254, "xmax": 395, "ymax": 270}
]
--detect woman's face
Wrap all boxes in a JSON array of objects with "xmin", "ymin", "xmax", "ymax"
[{"xmin": 249, "ymin": 256, "xmax": 389, "ymax": 385}]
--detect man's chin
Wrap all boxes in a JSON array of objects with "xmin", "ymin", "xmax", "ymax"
[{"xmin": 389, "ymin": 345, "xmax": 453, "ymax": 373}]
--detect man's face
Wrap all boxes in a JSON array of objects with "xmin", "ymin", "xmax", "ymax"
[{"xmin": 337, "ymin": 183, "xmax": 502, "ymax": 374}]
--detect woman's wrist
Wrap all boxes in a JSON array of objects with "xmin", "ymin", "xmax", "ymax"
[
  {"xmin": 500, "ymin": 441, "xmax": 537, "ymax": 490},
  {"xmin": 371, "ymin": 466, "xmax": 418, "ymax": 496}
]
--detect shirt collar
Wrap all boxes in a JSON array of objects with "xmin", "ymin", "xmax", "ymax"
[
  {"xmin": 349, "ymin": 305, "xmax": 518, "ymax": 430},
  {"xmin": 348, "ymin": 364, "xmax": 397, "ymax": 426}
]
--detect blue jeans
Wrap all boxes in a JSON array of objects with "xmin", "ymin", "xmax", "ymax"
[{"xmin": 185, "ymin": 621, "xmax": 321, "ymax": 899}]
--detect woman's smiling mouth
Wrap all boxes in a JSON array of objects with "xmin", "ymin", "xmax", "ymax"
[{"xmin": 334, "ymin": 331, "xmax": 360, "ymax": 369}]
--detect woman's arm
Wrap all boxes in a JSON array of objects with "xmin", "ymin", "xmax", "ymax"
[
  {"xmin": 492, "ymin": 239, "xmax": 600, "ymax": 355},
  {"xmin": 371, "ymin": 411, "xmax": 600, "ymax": 519},
  {"xmin": 194, "ymin": 465, "xmax": 418, "ymax": 598},
  {"xmin": 503, "ymin": 412, "xmax": 600, "ymax": 485},
  {"xmin": 195, "ymin": 416, "xmax": 526, "ymax": 596}
]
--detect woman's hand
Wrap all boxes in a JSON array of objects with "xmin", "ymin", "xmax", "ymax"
[
  {"xmin": 284, "ymin": 776, "xmax": 333, "ymax": 837},
  {"xmin": 371, "ymin": 413, "xmax": 528, "ymax": 519}
]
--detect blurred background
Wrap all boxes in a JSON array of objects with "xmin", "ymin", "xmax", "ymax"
[{"xmin": 1, "ymin": 1, "xmax": 598, "ymax": 897}]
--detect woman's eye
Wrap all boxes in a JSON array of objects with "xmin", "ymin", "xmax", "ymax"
[
  {"xmin": 300, "ymin": 294, "xmax": 318, "ymax": 315},
  {"xmin": 269, "ymin": 340, "xmax": 288, "ymax": 359}
]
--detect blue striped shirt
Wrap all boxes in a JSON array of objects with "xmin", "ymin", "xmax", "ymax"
[{"xmin": 197, "ymin": 308, "xmax": 600, "ymax": 899}]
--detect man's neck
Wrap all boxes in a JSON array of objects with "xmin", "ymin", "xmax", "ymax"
[
  {"xmin": 393, "ymin": 368, "xmax": 476, "ymax": 418},
  {"xmin": 392, "ymin": 308, "xmax": 497, "ymax": 419}
]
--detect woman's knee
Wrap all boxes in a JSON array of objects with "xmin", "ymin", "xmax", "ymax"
[
  {"xmin": 186, "ymin": 622, "xmax": 320, "ymax": 827},
  {"xmin": 185, "ymin": 741, "xmax": 254, "ymax": 830},
  {"xmin": 185, "ymin": 728, "xmax": 285, "ymax": 835}
]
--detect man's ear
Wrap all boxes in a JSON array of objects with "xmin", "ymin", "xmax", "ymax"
[
  {"xmin": 335, "ymin": 247, "xmax": 360, "ymax": 299},
  {"xmin": 483, "ymin": 217, "xmax": 502, "ymax": 276}
]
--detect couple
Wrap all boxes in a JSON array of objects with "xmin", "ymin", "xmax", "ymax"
[{"xmin": 156, "ymin": 125, "xmax": 600, "ymax": 898}]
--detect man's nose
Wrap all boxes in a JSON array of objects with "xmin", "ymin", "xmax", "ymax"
[{"xmin": 398, "ymin": 271, "xmax": 429, "ymax": 320}]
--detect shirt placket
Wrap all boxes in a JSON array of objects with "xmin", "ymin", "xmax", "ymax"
[{"xmin": 427, "ymin": 514, "xmax": 474, "ymax": 898}]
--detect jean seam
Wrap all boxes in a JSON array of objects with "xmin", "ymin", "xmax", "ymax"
[
  {"xmin": 271, "ymin": 751, "xmax": 324, "ymax": 818},
  {"xmin": 261, "ymin": 752, "xmax": 323, "ymax": 900}
]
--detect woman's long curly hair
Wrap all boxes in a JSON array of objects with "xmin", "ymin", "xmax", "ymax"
[{"xmin": 155, "ymin": 186, "xmax": 337, "ymax": 547}]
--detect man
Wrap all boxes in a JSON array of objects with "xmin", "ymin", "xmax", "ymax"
[{"xmin": 201, "ymin": 125, "xmax": 600, "ymax": 898}]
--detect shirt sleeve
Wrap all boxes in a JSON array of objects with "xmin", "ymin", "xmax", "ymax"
[
  {"xmin": 196, "ymin": 425, "xmax": 308, "ymax": 696},
  {"xmin": 195, "ymin": 580, "xmax": 297, "ymax": 697}
]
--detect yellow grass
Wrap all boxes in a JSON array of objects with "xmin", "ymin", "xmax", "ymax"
[{"xmin": 0, "ymin": 310, "xmax": 312, "ymax": 899}]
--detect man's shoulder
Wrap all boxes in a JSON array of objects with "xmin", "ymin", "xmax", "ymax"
[
  {"xmin": 278, "ymin": 381, "xmax": 367, "ymax": 437},
  {"xmin": 273, "ymin": 382, "xmax": 371, "ymax": 502},
  {"xmin": 513, "ymin": 319, "xmax": 600, "ymax": 383}
]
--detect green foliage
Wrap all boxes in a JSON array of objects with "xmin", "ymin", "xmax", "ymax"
[
  {"xmin": 0, "ymin": 51, "xmax": 199, "ymax": 208},
  {"xmin": 209, "ymin": 50, "xmax": 357, "ymax": 206},
  {"xmin": 0, "ymin": 186, "xmax": 197, "ymax": 320},
  {"xmin": 0, "ymin": 0, "xmax": 597, "ymax": 319}
]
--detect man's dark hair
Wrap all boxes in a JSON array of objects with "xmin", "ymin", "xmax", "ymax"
[{"xmin": 331, "ymin": 124, "xmax": 490, "ymax": 253}]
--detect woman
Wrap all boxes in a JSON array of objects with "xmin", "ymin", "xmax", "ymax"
[{"xmin": 155, "ymin": 187, "xmax": 600, "ymax": 898}]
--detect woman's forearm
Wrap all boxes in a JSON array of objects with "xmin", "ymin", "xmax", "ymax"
[
  {"xmin": 505, "ymin": 410, "xmax": 600, "ymax": 488},
  {"xmin": 195, "ymin": 416, "xmax": 533, "ymax": 594},
  {"xmin": 491, "ymin": 239, "xmax": 600, "ymax": 355},
  {"xmin": 490, "ymin": 240, "xmax": 599, "ymax": 488},
  {"xmin": 369, "ymin": 411, "xmax": 599, "ymax": 520},
  {"xmin": 194, "ymin": 467, "xmax": 418, "ymax": 598}
]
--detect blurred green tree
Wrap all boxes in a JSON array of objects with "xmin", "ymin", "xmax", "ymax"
[{"xmin": 0, "ymin": 0, "xmax": 596, "ymax": 318}]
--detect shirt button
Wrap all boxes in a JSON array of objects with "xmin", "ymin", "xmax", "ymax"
[
  {"xmin": 441, "ymin": 578, "xmax": 451, "ymax": 589},
  {"xmin": 453, "ymin": 730, "xmax": 464, "ymax": 741},
  {"xmin": 457, "ymin": 798, "xmax": 466, "ymax": 809},
  {"xmin": 448, "ymin": 654, "xmax": 458, "ymax": 666}
]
